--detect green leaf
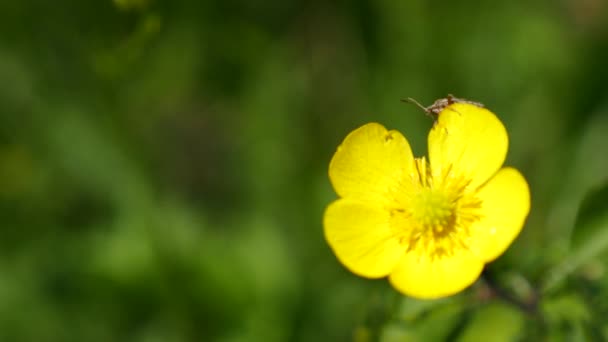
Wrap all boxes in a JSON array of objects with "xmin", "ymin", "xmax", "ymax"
[
  {"xmin": 383, "ymin": 298, "xmax": 466, "ymax": 342},
  {"xmin": 541, "ymin": 293, "xmax": 590, "ymax": 325},
  {"xmin": 414, "ymin": 303, "xmax": 466, "ymax": 341},
  {"xmin": 571, "ymin": 184, "xmax": 608, "ymax": 247},
  {"xmin": 396, "ymin": 297, "xmax": 453, "ymax": 322},
  {"xmin": 543, "ymin": 183, "xmax": 608, "ymax": 292},
  {"xmin": 541, "ymin": 293, "xmax": 591, "ymax": 342},
  {"xmin": 379, "ymin": 324, "xmax": 417, "ymax": 342},
  {"xmin": 456, "ymin": 302, "xmax": 525, "ymax": 342}
]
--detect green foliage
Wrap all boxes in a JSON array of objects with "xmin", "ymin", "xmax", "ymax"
[
  {"xmin": 544, "ymin": 183, "xmax": 608, "ymax": 293},
  {"xmin": 0, "ymin": 0, "xmax": 608, "ymax": 340},
  {"xmin": 572, "ymin": 184, "xmax": 608, "ymax": 249},
  {"xmin": 457, "ymin": 302, "xmax": 525, "ymax": 342}
]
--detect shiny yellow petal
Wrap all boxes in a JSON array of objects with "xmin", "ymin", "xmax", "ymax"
[
  {"xmin": 468, "ymin": 167, "xmax": 530, "ymax": 262},
  {"xmin": 428, "ymin": 103, "xmax": 508, "ymax": 190},
  {"xmin": 324, "ymin": 199, "xmax": 404, "ymax": 278},
  {"xmin": 389, "ymin": 250, "xmax": 484, "ymax": 299},
  {"xmin": 329, "ymin": 123, "xmax": 415, "ymax": 204}
]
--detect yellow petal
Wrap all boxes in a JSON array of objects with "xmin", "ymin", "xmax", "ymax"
[
  {"xmin": 324, "ymin": 198, "xmax": 404, "ymax": 278},
  {"xmin": 329, "ymin": 123, "xmax": 415, "ymax": 204},
  {"xmin": 468, "ymin": 167, "xmax": 530, "ymax": 262},
  {"xmin": 428, "ymin": 103, "xmax": 508, "ymax": 190},
  {"xmin": 389, "ymin": 249, "xmax": 484, "ymax": 299}
]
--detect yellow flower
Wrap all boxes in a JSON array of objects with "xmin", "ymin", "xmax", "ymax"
[{"xmin": 323, "ymin": 102, "xmax": 530, "ymax": 299}]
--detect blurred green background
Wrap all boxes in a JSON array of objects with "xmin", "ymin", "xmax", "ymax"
[{"xmin": 1, "ymin": 0, "xmax": 608, "ymax": 341}]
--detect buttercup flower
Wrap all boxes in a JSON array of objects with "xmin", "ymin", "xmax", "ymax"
[{"xmin": 323, "ymin": 101, "xmax": 530, "ymax": 299}]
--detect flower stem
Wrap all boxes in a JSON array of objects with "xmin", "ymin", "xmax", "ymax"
[{"xmin": 481, "ymin": 269, "xmax": 540, "ymax": 315}]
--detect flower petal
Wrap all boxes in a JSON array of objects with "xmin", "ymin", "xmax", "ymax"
[
  {"xmin": 389, "ymin": 250, "xmax": 484, "ymax": 299},
  {"xmin": 324, "ymin": 198, "xmax": 404, "ymax": 278},
  {"xmin": 329, "ymin": 123, "xmax": 416, "ymax": 204},
  {"xmin": 468, "ymin": 167, "xmax": 530, "ymax": 262},
  {"xmin": 428, "ymin": 103, "xmax": 508, "ymax": 190}
]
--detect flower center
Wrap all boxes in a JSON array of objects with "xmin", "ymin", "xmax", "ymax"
[
  {"xmin": 411, "ymin": 189, "xmax": 456, "ymax": 235},
  {"xmin": 390, "ymin": 158, "xmax": 482, "ymax": 259}
]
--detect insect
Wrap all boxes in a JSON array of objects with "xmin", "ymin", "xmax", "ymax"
[{"xmin": 401, "ymin": 94, "xmax": 484, "ymax": 120}]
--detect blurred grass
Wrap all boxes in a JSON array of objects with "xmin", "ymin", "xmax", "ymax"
[{"xmin": 1, "ymin": 0, "xmax": 608, "ymax": 341}]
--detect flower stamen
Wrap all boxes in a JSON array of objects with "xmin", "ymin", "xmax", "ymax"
[{"xmin": 392, "ymin": 158, "xmax": 482, "ymax": 260}]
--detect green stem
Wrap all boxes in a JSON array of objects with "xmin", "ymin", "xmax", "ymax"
[{"xmin": 481, "ymin": 269, "xmax": 540, "ymax": 315}]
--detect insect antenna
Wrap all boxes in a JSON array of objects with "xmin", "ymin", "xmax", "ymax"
[{"xmin": 401, "ymin": 97, "xmax": 428, "ymax": 113}]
